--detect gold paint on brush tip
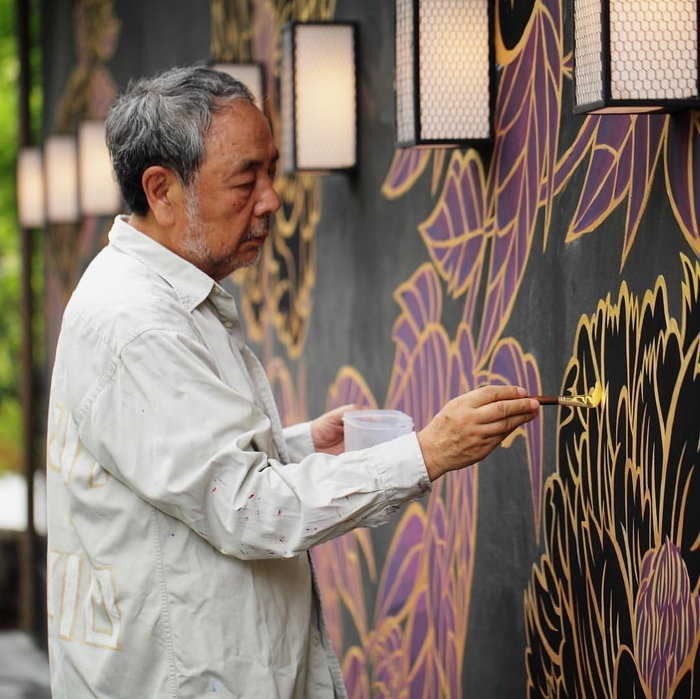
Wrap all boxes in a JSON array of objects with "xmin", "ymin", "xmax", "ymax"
[{"xmin": 531, "ymin": 382, "xmax": 603, "ymax": 409}]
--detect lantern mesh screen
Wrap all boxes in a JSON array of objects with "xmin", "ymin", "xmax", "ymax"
[
  {"xmin": 396, "ymin": 0, "xmax": 416, "ymax": 144},
  {"xmin": 294, "ymin": 25, "xmax": 356, "ymax": 170},
  {"xmin": 281, "ymin": 27, "xmax": 294, "ymax": 173},
  {"xmin": 574, "ymin": 0, "xmax": 604, "ymax": 106},
  {"xmin": 45, "ymin": 135, "xmax": 79, "ymax": 223},
  {"xmin": 78, "ymin": 121, "xmax": 121, "ymax": 217},
  {"xmin": 418, "ymin": 0, "xmax": 490, "ymax": 141},
  {"xmin": 17, "ymin": 148, "xmax": 45, "ymax": 228},
  {"xmin": 610, "ymin": 0, "xmax": 698, "ymax": 100}
]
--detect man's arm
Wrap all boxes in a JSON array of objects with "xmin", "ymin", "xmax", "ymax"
[
  {"xmin": 416, "ymin": 386, "xmax": 539, "ymax": 480},
  {"xmin": 310, "ymin": 387, "xmax": 539, "ymax": 480}
]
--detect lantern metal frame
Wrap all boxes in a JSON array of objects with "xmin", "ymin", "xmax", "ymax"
[
  {"xmin": 573, "ymin": 0, "xmax": 700, "ymax": 114},
  {"xmin": 394, "ymin": 0, "xmax": 495, "ymax": 149},
  {"xmin": 280, "ymin": 21, "xmax": 359, "ymax": 175}
]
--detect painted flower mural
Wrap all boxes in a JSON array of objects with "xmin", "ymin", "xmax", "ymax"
[
  {"xmin": 244, "ymin": 0, "xmax": 700, "ymax": 693},
  {"xmin": 525, "ymin": 255, "xmax": 700, "ymax": 698},
  {"xmin": 203, "ymin": 0, "xmax": 700, "ymax": 696},
  {"xmin": 306, "ymin": 0, "xmax": 700, "ymax": 690},
  {"xmin": 40, "ymin": 0, "xmax": 700, "ymax": 695}
]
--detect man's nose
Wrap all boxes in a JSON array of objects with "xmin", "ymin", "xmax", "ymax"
[{"xmin": 254, "ymin": 180, "xmax": 281, "ymax": 216}]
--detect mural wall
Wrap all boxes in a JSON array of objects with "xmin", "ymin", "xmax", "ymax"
[{"xmin": 41, "ymin": 0, "xmax": 700, "ymax": 696}]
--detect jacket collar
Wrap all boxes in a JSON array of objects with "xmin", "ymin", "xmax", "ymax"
[{"xmin": 107, "ymin": 215, "xmax": 233, "ymax": 313}]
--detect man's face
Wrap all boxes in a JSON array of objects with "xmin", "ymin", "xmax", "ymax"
[{"xmin": 179, "ymin": 100, "xmax": 280, "ymax": 280}]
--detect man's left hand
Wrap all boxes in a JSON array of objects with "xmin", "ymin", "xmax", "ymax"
[{"xmin": 311, "ymin": 404, "xmax": 358, "ymax": 455}]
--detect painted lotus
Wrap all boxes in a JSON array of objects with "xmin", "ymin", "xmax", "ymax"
[{"xmin": 525, "ymin": 256, "xmax": 700, "ymax": 698}]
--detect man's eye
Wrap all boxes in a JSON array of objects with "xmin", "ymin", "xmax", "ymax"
[{"xmin": 236, "ymin": 181, "xmax": 255, "ymax": 190}]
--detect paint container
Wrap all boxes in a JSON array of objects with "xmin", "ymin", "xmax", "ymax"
[{"xmin": 343, "ymin": 410, "xmax": 414, "ymax": 451}]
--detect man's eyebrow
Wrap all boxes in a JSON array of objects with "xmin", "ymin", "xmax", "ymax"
[{"xmin": 234, "ymin": 150, "xmax": 280, "ymax": 173}]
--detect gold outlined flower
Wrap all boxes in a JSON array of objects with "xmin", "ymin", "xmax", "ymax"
[{"xmin": 525, "ymin": 255, "xmax": 700, "ymax": 698}]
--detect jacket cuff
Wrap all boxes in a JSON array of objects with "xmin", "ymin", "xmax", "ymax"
[
  {"xmin": 370, "ymin": 432, "xmax": 432, "ymax": 511},
  {"xmin": 283, "ymin": 421, "xmax": 316, "ymax": 462}
]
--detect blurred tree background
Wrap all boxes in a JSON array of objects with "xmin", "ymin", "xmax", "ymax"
[{"xmin": 0, "ymin": 0, "xmax": 42, "ymax": 477}]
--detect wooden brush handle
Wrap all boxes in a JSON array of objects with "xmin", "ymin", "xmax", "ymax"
[{"xmin": 530, "ymin": 395, "xmax": 559, "ymax": 405}]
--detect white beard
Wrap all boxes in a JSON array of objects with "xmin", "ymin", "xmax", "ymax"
[{"xmin": 182, "ymin": 183, "xmax": 267, "ymax": 277}]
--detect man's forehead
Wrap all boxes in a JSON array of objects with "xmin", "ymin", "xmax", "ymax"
[
  {"xmin": 206, "ymin": 102, "xmax": 277, "ymax": 164},
  {"xmin": 211, "ymin": 99, "xmax": 269, "ymax": 129}
]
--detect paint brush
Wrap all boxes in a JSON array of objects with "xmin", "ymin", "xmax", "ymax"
[{"xmin": 531, "ymin": 382, "xmax": 602, "ymax": 409}]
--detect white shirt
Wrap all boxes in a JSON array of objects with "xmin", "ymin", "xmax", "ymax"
[{"xmin": 46, "ymin": 216, "xmax": 431, "ymax": 698}]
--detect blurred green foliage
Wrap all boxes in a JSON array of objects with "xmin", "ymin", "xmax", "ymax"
[{"xmin": 0, "ymin": 0, "xmax": 42, "ymax": 476}]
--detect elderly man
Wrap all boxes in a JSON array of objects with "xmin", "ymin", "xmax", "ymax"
[{"xmin": 45, "ymin": 65, "xmax": 539, "ymax": 698}]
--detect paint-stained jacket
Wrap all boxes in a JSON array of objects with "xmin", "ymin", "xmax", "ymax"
[{"xmin": 46, "ymin": 216, "xmax": 431, "ymax": 698}]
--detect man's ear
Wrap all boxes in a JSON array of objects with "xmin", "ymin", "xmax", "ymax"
[{"xmin": 141, "ymin": 166, "xmax": 182, "ymax": 227}]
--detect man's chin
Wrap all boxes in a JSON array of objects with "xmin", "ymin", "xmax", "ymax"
[
  {"xmin": 229, "ymin": 249, "xmax": 262, "ymax": 274},
  {"xmin": 240, "ymin": 250, "xmax": 262, "ymax": 268}
]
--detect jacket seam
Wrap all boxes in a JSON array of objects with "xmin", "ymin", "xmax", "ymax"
[{"xmin": 152, "ymin": 510, "xmax": 179, "ymax": 698}]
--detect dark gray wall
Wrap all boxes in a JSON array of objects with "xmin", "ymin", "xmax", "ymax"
[{"xmin": 41, "ymin": 1, "xmax": 700, "ymax": 696}]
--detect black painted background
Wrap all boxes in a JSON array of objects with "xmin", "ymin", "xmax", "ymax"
[{"xmin": 40, "ymin": 1, "xmax": 698, "ymax": 696}]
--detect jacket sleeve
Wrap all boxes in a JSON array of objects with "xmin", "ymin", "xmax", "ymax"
[
  {"xmin": 75, "ymin": 327, "xmax": 431, "ymax": 560},
  {"xmin": 282, "ymin": 422, "xmax": 315, "ymax": 463}
]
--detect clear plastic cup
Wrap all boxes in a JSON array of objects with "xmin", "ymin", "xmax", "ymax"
[{"xmin": 343, "ymin": 410, "xmax": 414, "ymax": 451}]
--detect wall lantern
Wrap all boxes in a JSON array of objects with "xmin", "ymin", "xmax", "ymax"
[
  {"xmin": 78, "ymin": 121, "xmax": 122, "ymax": 217},
  {"xmin": 44, "ymin": 134, "xmax": 79, "ymax": 224},
  {"xmin": 212, "ymin": 62, "xmax": 266, "ymax": 109},
  {"xmin": 280, "ymin": 21, "xmax": 358, "ymax": 174},
  {"xmin": 17, "ymin": 148, "xmax": 45, "ymax": 228},
  {"xmin": 573, "ymin": 0, "xmax": 700, "ymax": 114},
  {"xmin": 394, "ymin": 0, "xmax": 493, "ymax": 148}
]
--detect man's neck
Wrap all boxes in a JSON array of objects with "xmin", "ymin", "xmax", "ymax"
[{"xmin": 128, "ymin": 212, "xmax": 172, "ymax": 251}]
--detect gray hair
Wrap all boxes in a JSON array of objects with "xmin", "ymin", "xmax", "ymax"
[{"xmin": 105, "ymin": 65, "xmax": 255, "ymax": 215}]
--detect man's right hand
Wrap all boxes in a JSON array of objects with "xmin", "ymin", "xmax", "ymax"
[{"xmin": 416, "ymin": 386, "xmax": 540, "ymax": 481}]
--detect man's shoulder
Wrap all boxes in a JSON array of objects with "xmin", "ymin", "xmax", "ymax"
[{"xmin": 63, "ymin": 245, "xmax": 195, "ymax": 352}]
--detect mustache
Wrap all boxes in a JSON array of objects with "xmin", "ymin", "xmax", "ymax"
[{"xmin": 243, "ymin": 215, "xmax": 271, "ymax": 241}]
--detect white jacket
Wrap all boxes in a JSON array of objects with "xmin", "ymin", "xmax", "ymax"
[{"xmin": 46, "ymin": 216, "xmax": 430, "ymax": 698}]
